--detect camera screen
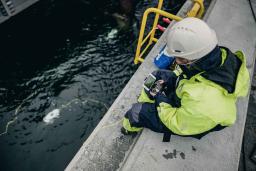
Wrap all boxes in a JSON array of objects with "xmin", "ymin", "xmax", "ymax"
[{"xmin": 144, "ymin": 74, "xmax": 156, "ymax": 90}]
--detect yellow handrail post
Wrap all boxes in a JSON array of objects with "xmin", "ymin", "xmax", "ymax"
[
  {"xmin": 134, "ymin": 8, "xmax": 183, "ymax": 64},
  {"xmin": 187, "ymin": 0, "xmax": 204, "ymax": 18},
  {"xmin": 134, "ymin": 9, "xmax": 150, "ymax": 64},
  {"xmin": 148, "ymin": 0, "xmax": 164, "ymax": 45}
]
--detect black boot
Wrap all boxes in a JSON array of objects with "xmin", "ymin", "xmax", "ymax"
[{"xmin": 121, "ymin": 127, "xmax": 138, "ymax": 135}]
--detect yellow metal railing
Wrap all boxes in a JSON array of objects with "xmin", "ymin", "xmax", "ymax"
[
  {"xmin": 134, "ymin": 0, "xmax": 205, "ymax": 64},
  {"xmin": 187, "ymin": 0, "xmax": 205, "ymax": 18},
  {"xmin": 134, "ymin": 8, "xmax": 182, "ymax": 64}
]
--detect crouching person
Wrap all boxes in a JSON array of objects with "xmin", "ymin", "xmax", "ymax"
[{"xmin": 121, "ymin": 17, "xmax": 250, "ymax": 139}]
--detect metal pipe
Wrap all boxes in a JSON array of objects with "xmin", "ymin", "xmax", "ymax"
[{"xmin": 148, "ymin": 0, "xmax": 164, "ymax": 45}]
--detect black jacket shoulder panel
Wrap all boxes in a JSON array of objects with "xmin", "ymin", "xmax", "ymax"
[{"xmin": 201, "ymin": 47, "xmax": 241, "ymax": 93}]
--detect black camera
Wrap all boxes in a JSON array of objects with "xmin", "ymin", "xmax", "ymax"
[
  {"xmin": 143, "ymin": 74, "xmax": 165, "ymax": 95},
  {"xmin": 150, "ymin": 80, "xmax": 164, "ymax": 94}
]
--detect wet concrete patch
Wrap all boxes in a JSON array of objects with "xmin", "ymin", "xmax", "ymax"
[{"xmin": 163, "ymin": 149, "xmax": 185, "ymax": 160}]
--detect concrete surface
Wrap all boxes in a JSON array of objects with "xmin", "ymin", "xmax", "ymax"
[
  {"xmin": 121, "ymin": 0, "xmax": 256, "ymax": 170},
  {"xmin": 251, "ymin": 0, "xmax": 256, "ymax": 16},
  {"xmin": 65, "ymin": 1, "xmax": 195, "ymax": 171},
  {"xmin": 240, "ymin": 2, "xmax": 256, "ymax": 170},
  {"xmin": 240, "ymin": 60, "xmax": 256, "ymax": 170},
  {"xmin": 0, "ymin": 0, "xmax": 39, "ymax": 24}
]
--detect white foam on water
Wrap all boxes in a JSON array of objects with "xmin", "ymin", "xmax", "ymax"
[
  {"xmin": 106, "ymin": 29, "xmax": 118, "ymax": 40},
  {"xmin": 43, "ymin": 109, "xmax": 60, "ymax": 124}
]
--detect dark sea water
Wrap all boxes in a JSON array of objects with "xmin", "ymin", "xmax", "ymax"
[{"xmin": 0, "ymin": 0, "xmax": 140, "ymax": 170}]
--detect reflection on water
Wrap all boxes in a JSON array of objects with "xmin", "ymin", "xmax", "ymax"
[
  {"xmin": 43, "ymin": 109, "xmax": 60, "ymax": 124},
  {"xmin": 0, "ymin": 0, "xmax": 139, "ymax": 170}
]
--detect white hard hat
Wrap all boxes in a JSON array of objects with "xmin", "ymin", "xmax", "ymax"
[{"xmin": 164, "ymin": 17, "xmax": 218, "ymax": 60}]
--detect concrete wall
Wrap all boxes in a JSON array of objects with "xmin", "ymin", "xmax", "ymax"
[{"xmin": 0, "ymin": 0, "xmax": 39, "ymax": 24}]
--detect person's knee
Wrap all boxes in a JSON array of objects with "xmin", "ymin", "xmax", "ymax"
[
  {"xmin": 125, "ymin": 103, "xmax": 143, "ymax": 127},
  {"xmin": 122, "ymin": 117, "xmax": 142, "ymax": 133}
]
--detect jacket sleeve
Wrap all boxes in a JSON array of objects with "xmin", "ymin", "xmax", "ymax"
[
  {"xmin": 138, "ymin": 89, "xmax": 155, "ymax": 103},
  {"xmin": 157, "ymin": 101, "xmax": 217, "ymax": 136}
]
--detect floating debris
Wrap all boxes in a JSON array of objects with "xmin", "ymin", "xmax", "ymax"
[{"xmin": 43, "ymin": 109, "xmax": 60, "ymax": 124}]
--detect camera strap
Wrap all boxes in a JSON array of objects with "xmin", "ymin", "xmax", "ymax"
[{"xmin": 162, "ymin": 132, "xmax": 171, "ymax": 142}]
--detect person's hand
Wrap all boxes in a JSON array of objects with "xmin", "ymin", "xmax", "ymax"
[
  {"xmin": 149, "ymin": 91, "xmax": 157, "ymax": 97},
  {"xmin": 157, "ymin": 80, "xmax": 165, "ymax": 84}
]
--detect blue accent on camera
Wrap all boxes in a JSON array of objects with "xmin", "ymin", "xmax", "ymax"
[{"xmin": 154, "ymin": 45, "xmax": 174, "ymax": 69}]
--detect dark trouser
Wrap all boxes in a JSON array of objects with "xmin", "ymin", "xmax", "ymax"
[
  {"xmin": 124, "ymin": 102, "xmax": 226, "ymax": 139},
  {"xmin": 124, "ymin": 102, "xmax": 167, "ymax": 133}
]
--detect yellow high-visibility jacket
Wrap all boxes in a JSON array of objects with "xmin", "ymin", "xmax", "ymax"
[{"xmin": 157, "ymin": 49, "xmax": 249, "ymax": 135}]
